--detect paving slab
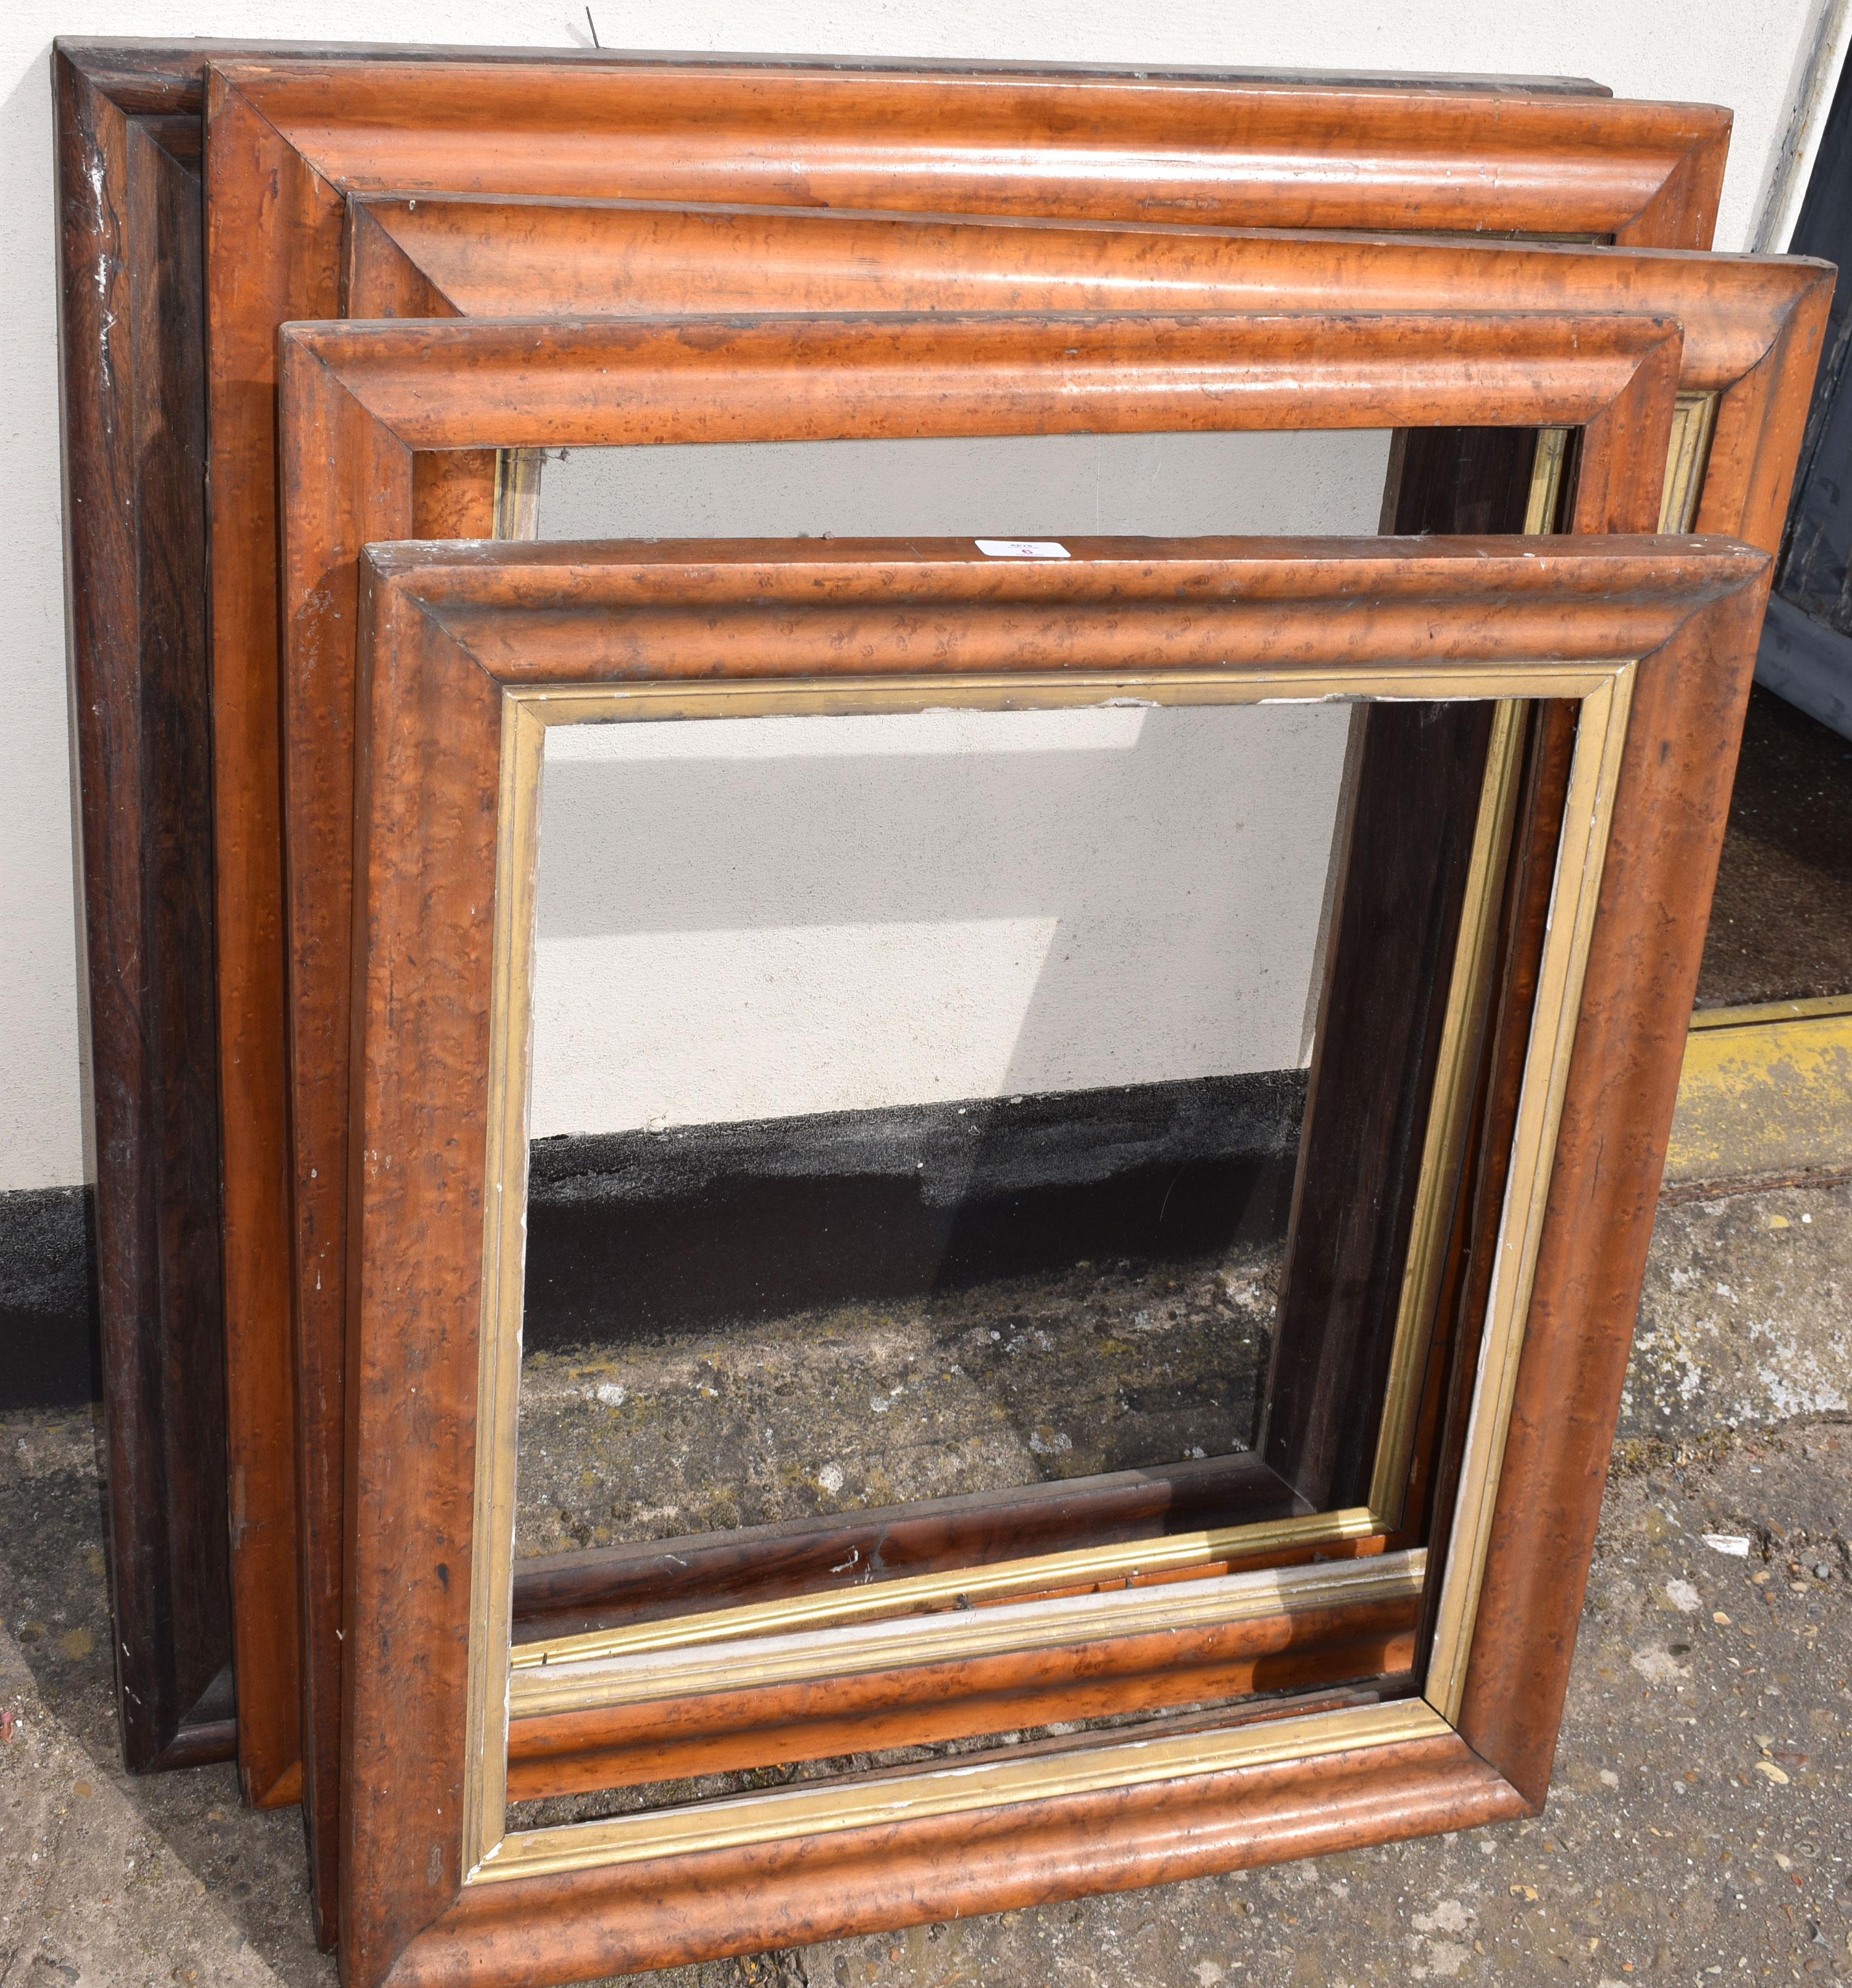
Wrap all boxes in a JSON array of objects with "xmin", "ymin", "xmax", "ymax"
[
  {"xmin": 5, "ymin": 1189, "xmax": 1850, "ymax": 1988},
  {"xmin": 1625, "ymin": 1185, "xmax": 1852, "ymax": 1455}
]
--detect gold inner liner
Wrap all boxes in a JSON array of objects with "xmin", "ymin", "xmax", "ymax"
[
  {"xmin": 1366, "ymin": 703, "xmax": 1526, "ymax": 1523},
  {"xmin": 1660, "ymin": 393, "xmax": 1720, "ymax": 535},
  {"xmin": 493, "ymin": 448, "xmax": 544, "ymax": 541},
  {"xmin": 474, "ymin": 1698, "xmax": 1450, "ymax": 1882},
  {"xmin": 1422, "ymin": 664, "xmax": 1637, "ymax": 1721},
  {"xmin": 1524, "ymin": 430, "xmax": 1569, "ymax": 533},
  {"xmin": 464, "ymin": 656, "xmax": 1636, "ymax": 1884},
  {"xmin": 511, "ymin": 1548, "xmax": 1427, "ymax": 1718},
  {"xmin": 516, "ymin": 1507, "xmax": 1381, "ymax": 1673}
]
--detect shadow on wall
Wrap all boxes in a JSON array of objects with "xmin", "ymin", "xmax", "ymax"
[
  {"xmin": 522, "ymin": 705, "xmax": 1354, "ymax": 1346},
  {"xmin": 0, "ymin": 1187, "xmax": 98, "ymax": 1408},
  {"xmin": 523, "ymin": 1072, "xmax": 1308, "ymax": 1350}
]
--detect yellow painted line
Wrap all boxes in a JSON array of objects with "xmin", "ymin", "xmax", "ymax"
[
  {"xmin": 1665, "ymin": 1001, "xmax": 1852, "ymax": 1185},
  {"xmin": 1687, "ymin": 994, "xmax": 1852, "ymax": 1031}
]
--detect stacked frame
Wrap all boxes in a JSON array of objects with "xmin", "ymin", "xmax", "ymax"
[
  {"xmin": 54, "ymin": 38, "xmax": 1737, "ymax": 1797},
  {"xmin": 208, "ymin": 73, "xmax": 1760, "ymax": 1858},
  {"xmin": 325, "ymin": 194, "xmax": 1834, "ymax": 1531},
  {"xmin": 276, "ymin": 301, "xmax": 1693, "ymax": 1931},
  {"xmin": 273, "ymin": 231, "xmax": 1843, "ymax": 1918},
  {"xmin": 69, "ymin": 50, "xmax": 1836, "ymax": 1956},
  {"xmin": 338, "ymin": 532, "xmax": 1770, "ymax": 1988}
]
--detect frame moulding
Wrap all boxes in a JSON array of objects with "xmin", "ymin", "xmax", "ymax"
[
  {"xmin": 283, "ymin": 299, "xmax": 1691, "ymax": 1932},
  {"xmin": 338, "ymin": 533, "xmax": 1767, "ymax": 1988},
  {"xmin": 49, "ymin": 30, "xmax": 1738, "ymax": 1811}
]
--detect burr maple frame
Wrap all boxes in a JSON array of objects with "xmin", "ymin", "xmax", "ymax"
[
  {"xmin": 340, "ymin": 532, "xmax": 1768, "ymax": 1988},
  {"xmin": 52, "ymin": 36, "xmax": 1738, "ymax": 1802},
  {"xmin": 340, "ymin": 185, "xmax": 1834, "ymax": 556},
  {"xmin": 278, "ymin": 298, "xmax": 1696, "ymax": 1932},
  {"xmin": 328, "ymin": 190, "xmax": 1833, "ymax": 1540}
]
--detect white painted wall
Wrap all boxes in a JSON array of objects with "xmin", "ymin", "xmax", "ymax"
[
  {"xmin": 538, "ymin": 433, "xmax": 1393, "ymax": 545},
  {"xmin": 531, "ymin": 432, "xmax": 1383, "ymax": 1132},
  {"xmin": 531, "ymin": 701, "xmax": 1353, "ymax": 1135},
  {"xmin": 1, "ymin": 0, "xmax": 1840, "ymax": 1187}
]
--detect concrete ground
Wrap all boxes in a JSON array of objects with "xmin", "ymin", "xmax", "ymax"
[
  {"xmin": 4, "ymin": 1182, "xmax": 1850, "ymax": 1988},
  {"xmin": 516, "ymin": 1243, "xmax": 1278, "ymax": 1558},
  {"xmin": 1698, "ymin": 687, "xmax": 1852, "ymax": 1011}
]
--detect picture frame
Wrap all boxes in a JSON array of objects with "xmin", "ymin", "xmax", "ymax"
[
  {"xmin": 339, "ymin": 531, "xmax": 1769, "ymax": 1988},
  {"xmin": 338, "ymin": 183, "xmax": 1822, "ymax": 556},
  {"xmin": 210, "ymin": 88, "xmax": 1758, "ymax": 1821},
  {"xmin": 277, "ymin": 300, "xmax": 1691, "ymax": 1926},
  {"xmin": 244, "ymin": 167, "xmax": 1828, "ymax": 1884},
  {"xmin": 50, "ymin": 35, "xmax": 1737, "ymax": 1796},
  {"xmin": 330, "ymin": 189, "xmax": 1837, "ymax": 1519}
]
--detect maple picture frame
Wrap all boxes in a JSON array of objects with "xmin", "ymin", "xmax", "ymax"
[
  {"xmin": 273, "ymin": 296, "xmax": 1711, "ymax": 1923},
  {"xmin": 338, "ymin": 532, "xmax": 1767, "ymax": 1988},
  {"xmin": 52, "ymin": 38, "xmax": 1738, "ymax": 1794}
]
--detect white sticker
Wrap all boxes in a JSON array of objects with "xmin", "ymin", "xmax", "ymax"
[
  {"xmin": 1702, "ymin": 1532, "xmax": 1751, "ymax": 1556},
  {"xmin": 975, "ymin": 538, "xmax": 1071, "ymax": 559}
]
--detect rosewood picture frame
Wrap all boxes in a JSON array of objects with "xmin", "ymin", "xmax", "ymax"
[
  {"xmin": 338, "ymin": 533, "xmax": 1769, "ymax": 1988},
  {"xmin": 51, "ymin": 35, "xmax": 1735, "ymax": 1795},
  {"xmin": 278, "ymin": 299, "xmax": 1691, "ymax": 1934}
]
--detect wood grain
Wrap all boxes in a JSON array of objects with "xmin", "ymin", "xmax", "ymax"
[
  {"xmin": 280, "ymin": 309, "xmax": 1685, "ymax": 1932},
  {"xmin": 52, "ymin": 37, "xmax": 1737, "ymax": 1809},
  {"xmin": 341, "ymin": 189, "xmax": 1811, "ymax": 403},
  {"xmin": 332, "ymin": 181, "xmax": 1835, "ymax": 1527},
  {"xmin": 1456, "ymin": 573, "xmax": 1773, "ymax": 1802},
  {"xmin": 422, "ymin": 1732, "xmax": 1520, "ymax": 1987},
  {"xmin": 340, "ymin": 537, "xmax": 1767, "ymax": 1988},
  {"xmin": 222, "ymin": 57, "xmax": 1729, "ymax": 241},
  {"xmin": 51, "ymin": 33, "xmax": 1730, "ymax": 1830},
  {"xmin": 510, "ymin": 1450, "xmax": 1311, "ymax": 1643},
  {"xmin": 53, "ymin": 46, "xmax": 233, "ymax": 1777},
  {"xmin": 504, "ymin": 1600, "xmax": 1421, "ymax": 1800}
]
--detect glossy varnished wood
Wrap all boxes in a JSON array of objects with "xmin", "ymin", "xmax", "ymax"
[
  {"xmin": 340, "ymin": 538, "xmax": 1767, "ymax": 1988},
  {"xmin": 262, "ymin": 197, "xmax": 1822, "ymax": 1884},
  {"xmin": 335, "ymin": 192, "xmax": 1833, "ymax": 566},
  {"xmin": 410, "ymin": 1732, "xmax": 1522, "ymax": 1984},
  {"xmin": 280, "ymin": 305, "xmax": 1684, "ymax": 1941},
  {"xmin": 334, "ymin": 182, "xmax": 1837, "ymax": 1518},
  {"xmin": 52, "ymin": 31, "xmax": 1731, "ymax": 1816},
  {"xmin": 221, "ymin": 57, "xmax": 1730, "ymax": 238},
  {"xmin": 503, "ymin": 1600, "xmax": 1422, "ymax": 1801},
  {"xmin": 509, "ymin": 1451, "xmax": 1311, "ymax": 1644},
  {"xmin": 1456, "ymin": 574, "xmax": 1773, "ymax": 1803},
  {"xmin": 339, "ymin": 190, "xmax": 1817, "ymax": 404},
  {"xmin": 267, "ymin": 199, "xmax": 1830, "ymax": 1869},
  {"xmin": 53, "ymin": 47, "xmax": 233, "ymax": 1776}
]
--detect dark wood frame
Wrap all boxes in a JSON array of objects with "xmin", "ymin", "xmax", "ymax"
[
  {"xmin": 51, "ymin": 36, "xmax": 1735, "ymax": 1795},
  {"xmin": 55, "ymin": 44, "xmax": 231, "ymax": 1779},
  {"xmin": 340, "ymin": 533, "xmax": 1769, "ymax": 1988},
  {"xmin": 278, "ymin": 299, "xmax": 1688, "ymax": 1936}
]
